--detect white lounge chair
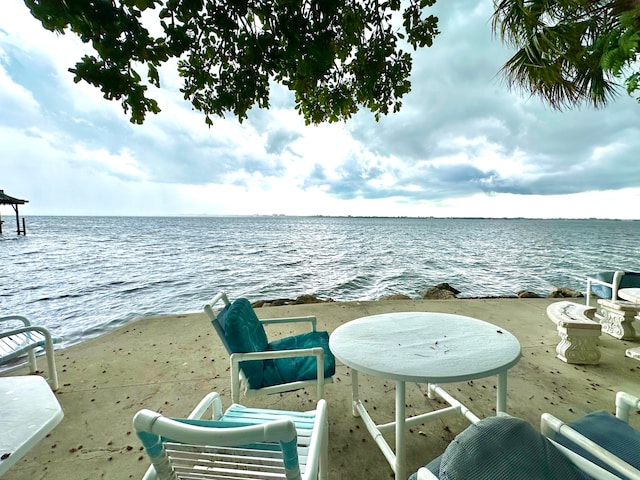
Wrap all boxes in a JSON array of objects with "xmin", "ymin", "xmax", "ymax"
[
  {"xmin": 541, "ymin": 391, "xmax": 640, "ymax": 479},
  {"xmin": 203, "ymin": 292, "xmax": 334, "ymax": 403},
  {"xmin": 0, "ymin": 315, "xmax": 60, "ymax": 390},
  {"xmin": 134, "ymin": 391, "xmax": 328, "ymax": 480}
]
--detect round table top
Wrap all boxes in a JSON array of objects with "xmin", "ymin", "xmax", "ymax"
[
  {"xmin": 619, "ymin": 288, "xmax": 640, "ymax": 303},
  {"xmin": 329, "ymin": 312, "xmax": 521, "ymax": 383}
]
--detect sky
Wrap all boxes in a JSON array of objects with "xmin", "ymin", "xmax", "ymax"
[{"xmin": 1, "ymin": 1, "xmax": 640, "ymax": 219}]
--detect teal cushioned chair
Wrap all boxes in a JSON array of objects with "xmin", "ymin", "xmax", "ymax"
[
  {"xmin": 410, "ymin": 416, "xmax": 622, "ymax": 480},
  {"xmin": 204, "ymin": 292, "xmax": 335, "ymax": 403},
  {"xmin": 541, "ymin": 391, "xmax": 640, "ymax": 480},
  {"xmin": 586, "ymin": 271, "xmax": 640, "ymax": 306}
]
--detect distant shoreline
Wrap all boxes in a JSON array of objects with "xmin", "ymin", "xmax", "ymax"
[{"xmin": 18, "ymin": 214, "xmax": 640, "ymax": 221}]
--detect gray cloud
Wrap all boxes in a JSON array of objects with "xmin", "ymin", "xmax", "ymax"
[
  {"xmin": 264, "ymin": 128, "xmax": 303, "ymax": 155},
  {"xmin": 2, "ymin": 0, "xmax": 640, "ymax": 217}
]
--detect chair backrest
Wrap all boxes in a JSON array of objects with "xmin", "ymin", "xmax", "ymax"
[
  {"xmin": 204, "ymin": 292, "xmax": 233, "ymax": 354},
  {"xmin": 619, "ymin": 272, "xmax": 640, "ymax": 289},
  {"xmin": 134, "ymin": 409, "xmax": 303, "ymax": 480},
  {"xmin": 589, "ymin": 271, "xmax": 640, "ymax": 299},
  {"xmin": 204, "ymin": 292, "xmax": 270, "ymax": 389}
]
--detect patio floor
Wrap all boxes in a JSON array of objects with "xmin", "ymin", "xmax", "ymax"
[{"xmin": 2, "ymin": 297, "xmax": 640, "ymax": 479}]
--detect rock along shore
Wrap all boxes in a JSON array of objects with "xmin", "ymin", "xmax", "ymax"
[{"xmin": 252, "ymin": 283, "xmax": 584, "ymax": 307}]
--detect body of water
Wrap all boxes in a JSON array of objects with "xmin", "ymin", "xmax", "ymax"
[{"xmin": 1, "ymin": 216, "xmax": 639, "ymax": 346}]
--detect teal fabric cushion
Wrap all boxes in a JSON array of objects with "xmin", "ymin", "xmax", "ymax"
[
  {"xmin": 554, "ymin": 410, "xmax": 640, "ymax": 480},
  {"xmin": 261, "ymin": 331, "xmax": 336, "ymax": 388},
  {"xmin": 621, "ymin": 272, "xmax": 640, "ymax": 289},
  {"xmin": 224, "ymin": 298, "xmax": 269, "ymax": 389},
  {"xmin": 409, "ymin": 416, "xmax": 593, "ymax": 480}
]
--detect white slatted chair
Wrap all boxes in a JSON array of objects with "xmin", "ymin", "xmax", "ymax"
[
  {"xmin": 134, "ymin": 391, "xmax": 328, "ymax": 480},
  {"xmin": 0, "ymin": 315, "xmax": 60, "ymax": 390},
  {"xmin": 203, "ymin": 292, "xmax": 334, "ymax": 403}
]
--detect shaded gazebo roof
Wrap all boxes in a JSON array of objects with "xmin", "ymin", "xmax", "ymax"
[
  {"xmin": 0, "ymin": 190, "xmax": 28, "ymax": 205},
  {"xmin": 0, "ymin": 190, "xmax": 29, "ymax": 235}
]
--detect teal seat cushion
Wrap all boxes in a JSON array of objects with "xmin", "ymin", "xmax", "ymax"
[
  {"xmin": 223, "ymin": 298, "xmax": 269, "ymax": 389},
  {"xmin": 553, "ymin": 410, "xmax": 640, "ymax": 480},
  {"xmin": 409, "ymin": 416, "xmax": 593, "ymax": 480},
  {"xmin": 261, "ymin": 331, "xmax": 336, "ymax": 388}
]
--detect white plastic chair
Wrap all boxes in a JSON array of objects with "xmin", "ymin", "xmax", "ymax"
[
  {"xmin": 203, "ymin": 292, "xmax": 334, "ymax": 403},
  {"xmin": 0, "ymin": 315, "xmax": 60, "ymax": 390},
  {"xmin": 134, "ymin": 391, "xmax": 328, "ymax": 480},
  {"xmin": 541, "ymin": 391, "xmax": 640, "ymax": 479},
  {"xmin": 586, "ymin": 271, "xmax": 640, "ymax": 306},
  {"xmin": 414, "ymin": 415, "xmax": 622, "ymax": 480}
]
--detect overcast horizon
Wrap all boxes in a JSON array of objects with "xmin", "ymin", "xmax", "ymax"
[
  {"xmin": 2, "ymin": 0, "xmax": 640, "ymax": 220},
  {"xmin": 10, "ymin": 213, "xmax": 640, "ymax": 221}
]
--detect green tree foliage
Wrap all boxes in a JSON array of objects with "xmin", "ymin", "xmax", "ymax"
[
  {"xmin": 24, "ymin": 0, "xmax": 440, "ymax": 125},
  {"xmin": 492, "ymin": 0, "xmax": 640, "ymax": 109}
]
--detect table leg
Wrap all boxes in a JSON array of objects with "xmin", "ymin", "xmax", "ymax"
[
  {"xmin": 351, "ymin": 369, "xmax": 360, "ymax": 417},
  {"xmin": 427, "ymin": 383, "xmax": 436, "ymax": 399},
  {"xmin": 395, "ymin": 380, "xmax": 406, "ymax": 480},
  {"xmin": 497, "ymin": 371, "xmax": 507, "ymax": 413}
]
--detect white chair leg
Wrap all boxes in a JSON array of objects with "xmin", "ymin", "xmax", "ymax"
[
  {"xmin": 27, "ymin": 349, "xmax": 38, "ymax": 373},
  {"xmin": 45, "ymin": 342, "xmax": 59, "ymax": 390},
  {"xmin": 231, "ymin": 358, "xmax": 240, "ymax": 404}
]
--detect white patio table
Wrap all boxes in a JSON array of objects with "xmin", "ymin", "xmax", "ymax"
[
  {"xmin": 329, "ymin": 312, "xmax": 521, "ymax": 480},
  {"xmin": 0, "ymin": 376, "xmax": 63, "ymax": 476},
  {"xmin": 618, "ymin": 288, "xmax": 640, "ymax": 303}
]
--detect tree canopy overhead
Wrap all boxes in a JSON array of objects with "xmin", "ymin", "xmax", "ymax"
[
  {"xmin": 492, "ymin": 0, "xmax": 640, "ymax": 110},
  {"xmin": 24, "ymin": 0, "xmax": 440, "ymax": 125}
]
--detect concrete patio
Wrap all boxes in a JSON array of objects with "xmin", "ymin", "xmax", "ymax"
[{"xmin": 3, "ymin": 297, "xmax": 640, "ymax": 479}]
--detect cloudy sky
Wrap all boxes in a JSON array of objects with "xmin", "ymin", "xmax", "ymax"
[{"xmin": 1, "ymin": 1, "xmax": 639, "ymax": 219}]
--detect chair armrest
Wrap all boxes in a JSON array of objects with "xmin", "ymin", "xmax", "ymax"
[
  {"xmin": 259, "ymin": 316, "xmax": 317, "ymax": 331},
  {"xmin": 187, "ymin": 392, "xmax": 223, "ymax": 420},
  {"xmin": 416, "ymin": 467, "xmax": 439, "ymax": 479},
  {"xmin": 302, "ymin": 399, "xmax": 328, "ymax": 477},
  {"xmin": 231, "ymin": 347, "xmax": 325, "ymax": 363},
  {"xmin": 616, "ymin": 391, "xmax": 640, "ymax": 422},
  {"xmin": 541, "ymin": 412, "xmax": 640, "ymax": 479}
]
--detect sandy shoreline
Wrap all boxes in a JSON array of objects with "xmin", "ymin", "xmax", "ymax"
[{"xmin": 3, "ymin": 297, "xmax": 640, "ymax": 479}]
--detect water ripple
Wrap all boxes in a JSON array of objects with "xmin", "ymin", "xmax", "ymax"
[{"xmin": 1, "ymin": 216, "xmax": 639, "ymax": 346}]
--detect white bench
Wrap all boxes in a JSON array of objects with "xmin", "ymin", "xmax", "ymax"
[
  {"xmin": 596, "ymin": 299, "xmax": 640, "ymax": 340},
  {"xmin": 546, "ymin": 301, "xmax": 601, "ymax": 365}
]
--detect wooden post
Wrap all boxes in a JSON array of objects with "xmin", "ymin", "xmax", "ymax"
[
  {"xmin": 15, "ymin": 206, "xmax": 20, "ymax": 234},
  {"xmin": 22, "ymin": 217, "xmax": 26, "ymax": 236}
]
